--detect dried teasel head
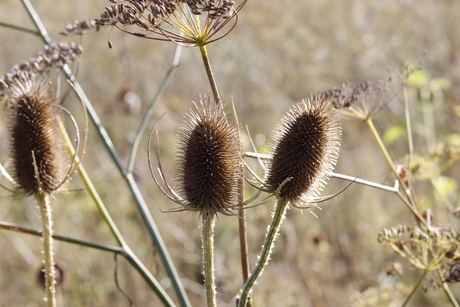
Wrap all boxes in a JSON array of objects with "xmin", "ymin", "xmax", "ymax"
[
  {"xmin": 175, "ymin": 98, "xmax": 241, "ymax": 219},
  {"xmin": 7, "ymin": 74, "xmax": 67, "ymax": 195},
  {"xmin": 265, "ymin": 95, "xmax": 342, "ymax": 206}
]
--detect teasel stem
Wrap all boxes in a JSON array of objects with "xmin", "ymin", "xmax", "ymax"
[
  {"xmin": 202, "ymin": 215, "xmax": 217, "ymax": 307},
  {"xmin": 239, "ymin": 198, "xmax": 289, "ymax": 307},
  {"xmin": 36, "ymin": 192, "xmax": 57, "ymax": 307},
  {"xmin": 21, "ymin": 2, "xmax": 191, "ymax": 305},
  {"xmin": 199, "ymin": 45, "xmax": 221, "ymax": 104}
]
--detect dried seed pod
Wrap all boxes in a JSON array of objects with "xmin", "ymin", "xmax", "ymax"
[
  {"xmin": 266, "ymin": 95, "xmax": 341, "ymax": 204},
  {"xmin": 176, "ymin": 98, "xmax": 240, "ymax": 219},
  {"xmin": 8, "ymin": 75, "xmax": 66, "ymax": 195}
]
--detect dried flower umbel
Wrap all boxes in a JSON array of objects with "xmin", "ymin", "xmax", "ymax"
[
  {"xmin": 326, "ymin": 79, "xmax": 392, "ymax": 120},
  {"xmin": 0, "ymin": 42, "xmax": 83, "ymax": 96},
  {"xmin": 95, "ymin": 0, "xmax": 246, "ymax": 46}
]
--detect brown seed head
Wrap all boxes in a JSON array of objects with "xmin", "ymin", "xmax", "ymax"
[
  {"xmin": 8, "ymin": 75, "xmax": 66, "ymax": 195},
  {"xmin": 176, "ymin": 98, "xmax": 240, "ymax": 219},
  {"xmin": 266, "ymin": 95, "xmax": 341, "ymax": 204}
]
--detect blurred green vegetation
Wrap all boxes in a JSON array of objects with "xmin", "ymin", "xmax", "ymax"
[{"xmin": 0, "ymin": 0, "xmax": 459, "ymax": 306}]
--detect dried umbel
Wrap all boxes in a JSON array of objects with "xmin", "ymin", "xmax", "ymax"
[
  {"xmin": 0, "ymin": 42, "xmax": 83, "ymax": 95},
  {"xmin": 7, "ymin": 75, "xmax": 67, "ymax": 195},
  {"xmin": 95, "ymin": 0, "xmax": 246, "ymax": 46},
  {"xmin": 266, "ymin": 95, "xmax": 342, "ymax": 206},
  {"xmin": 325, "ymin": 79, "xmax": 392, "ymax": 120},
  {"xmin": 176, "ymin": 99, "xmax": 241, "ymax": 219}
]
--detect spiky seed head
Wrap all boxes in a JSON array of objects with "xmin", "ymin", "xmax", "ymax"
[
  {"xmin": 7, "ymin": 75, "xmax": 66, "ymax": 195},
  {"xmin": 176, "ymin": 98, "xmax": 240, "ymax": 219},
  {"xmin": 266, "ymin": 95, "xmax": 342, "ymax": 204}
]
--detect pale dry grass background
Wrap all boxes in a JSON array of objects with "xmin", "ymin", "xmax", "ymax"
[{"xmin": 0, "ymin": 0, "xmax": 459, "ymax": 306}]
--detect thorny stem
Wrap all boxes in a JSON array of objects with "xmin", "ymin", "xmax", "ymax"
[
  {"xmin": 202, "ymin": 215, "xmax": 217, "ymax": 307},
  {"xmin": 36, "ymin": 193, "xmax": 57, "ymax": 307},
  {"xmin": 401, "ymin": 269, "xmax": 429, "ymax": 307},
  {"xmin": 238, "ymin": 186, "xmax": 253, "ymax": 307},
  {"xmin": 21, "ymin": 1, "xmax": 191, "ymax": 305},
  {"xmin": 199, "ymin": 45, "xmax": 221, "ymax": 104},
  {"xmin": 239, "ymin": 198, "xmax": 289, "ymax": 307}
]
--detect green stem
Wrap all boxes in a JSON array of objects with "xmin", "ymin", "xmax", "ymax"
[
  {"xmin": 127, "ymin": 44, "xmax": 182, "ymax": 173},
  {"xmin": 199, "ymin": 45, "xmax": 221, "ymax": 104},
  {"xmin": 433, "ymin": 251, "xmax": 460, "ymax": 307},
  {"xmin": 402, "ymin": 270, "xmax": 428, "ymax": 307},
  {"xmin": 20, "ymin": 1, "xmax": 190, "ymax": 305},
  {"xmin": 239, "ymin": 198, "xmax": 289, "ymax": 307},
  {"xmin": 365, "ymin": 118, "xmax": 397, "ymax": 176},
  {"xmin": 36, "ymin": 193, "xmax": 57, "ymax": 307},
  {"xmin": 202, "ymin": 215, "xmax": 217, "ymax": 307},
  {"xmin": 402, "ymin": 84, "xmax": 414, "ymax": 168},
  {"xmin": 0, "ymin": 21, "xmax": 39, "ymax": 36},
  {"xmin": 0, "ymin": 220, "xmax": 123, "ymax": 253}
]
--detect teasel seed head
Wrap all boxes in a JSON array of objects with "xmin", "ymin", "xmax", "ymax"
[
  {"xmin": 176, "ymin": 98, "xmax": 241, "ymax": 220},
  {"xmin": 7, "ymin": 74, "xmax": 66, "ymax": 195},
  {"xmin": 266, "ymin": 95, "xmax": 342, "ymax": 205}
]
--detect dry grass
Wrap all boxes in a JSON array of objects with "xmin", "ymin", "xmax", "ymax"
[{"xmin": 1, "ymin": 0, "xmax": 459, "ymax": 306}]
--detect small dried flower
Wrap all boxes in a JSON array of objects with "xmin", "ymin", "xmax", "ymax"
[
  {"xmin": 95, "ymin": 0, "xmax": 246, "ymax": 46},
  {"xmin": 173, "ymin": 98, "xmax": 240, "ymax": 219},
  {"xmin": 266, "ymin": 95, "xmax": 341, "ymax": 207},
  {"xmin": 61, "ymin": 19, "xmax": 100, "ymax": 36},
  {"xmin": 325, "ymin": 79, "xmax": 392, "ymax": 120},
  {"xmin": 0, "ymin": 42, "xmax": 83, "ymax": 95},
  {"xmin": 7, "ymin": 74, "xmax": 67, "ymax": 195}
]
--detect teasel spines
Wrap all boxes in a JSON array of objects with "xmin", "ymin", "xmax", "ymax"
[
  {"xmin": 176, "ymin": 98, "xmax": 240, "ymax": 220},
  {"xmin": 266, "ymin": 95, "xmax": 342, "ymax": 204},
  {"xmin": 8, "ymin": 75, "xmax": 66, "ymax": 195}
]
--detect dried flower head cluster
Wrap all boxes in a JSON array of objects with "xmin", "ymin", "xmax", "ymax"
[
  {"xmin": 61, "ymin": 19, "xmax": 100, "ymax": 36},
  {"xmin": 266, "ymin": 95, "xmax": 342, "ymax": 207},
  {"xmin": 7, "ymin": 75, "xmax": 67, "ymax": 195},
  {"xmin": 324, "ymin": 79, "xmax": 392, "ymax": 120},
  {"xmin": 95, "ymin": 0, "xmax": 246, "ymax": 46},
  {"xmin": 175, "ymin": 99, "xmax": 241, "ymax": 219},
  {"xmin": 378, "ymin": 224, "xmax": 460, "ymax": 272},
  {"xmin": 0, "ymin": 42, "xmax": 83, "ymax": 96}
]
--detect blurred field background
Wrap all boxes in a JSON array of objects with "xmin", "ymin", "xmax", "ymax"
[{"xmin": 0, "ymin": 0, "xmax": 459, "ymax": 306}]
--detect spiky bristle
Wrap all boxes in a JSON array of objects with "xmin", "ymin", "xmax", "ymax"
[
  {"xmin": 266, "ymin": 95, "xmax": 342, "ymax": 203},
  {"xmin": 176, "ymin": 98, "xmax": 240, "ymax": 219}
]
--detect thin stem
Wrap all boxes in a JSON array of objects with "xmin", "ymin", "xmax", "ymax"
[
  {"xmin": 20, "ymin": 2, "xmax": 191, "ymax": 305},
  {"xmin": 365, "ymin": 118, "xmax": 397, "ymax": 175},
  {"xmin": 199, "ymin": 45, "xmax": 221, "ymax": 104},
  {"xmin": 127, "ymin": 44, "xmax": 182, "ymax": 173},
  {"xmin": 0, "ymin": 220, "xmax": 123, "ymax": 253},
  {"xmin": 239, "ymin": 198, "xmax": 289, "ymax": 307},
  {"xmin": 402, "ymin": 84, "xmax": 414, "ymax": 168},
  {"xmin": 36, "ymin": 193, "xmax": 57, "ymax": 307},
  {"xmin": 0, "ymin": 21, "xmax": 39, "ymax": 36},
  {"xmin": 435, "ymin": 265, "xmax": 460, "ymax": 307},
  {"xmin": 238, "ymin": 187, "xmax": 252, "ymax": 307},
  {"xmin": 202, "ymin": 215, "xmax": 217, "ymax": 307},
  {"xmin": 402, "ymin": 270, "xmax": 429, "ymax": 307}
]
